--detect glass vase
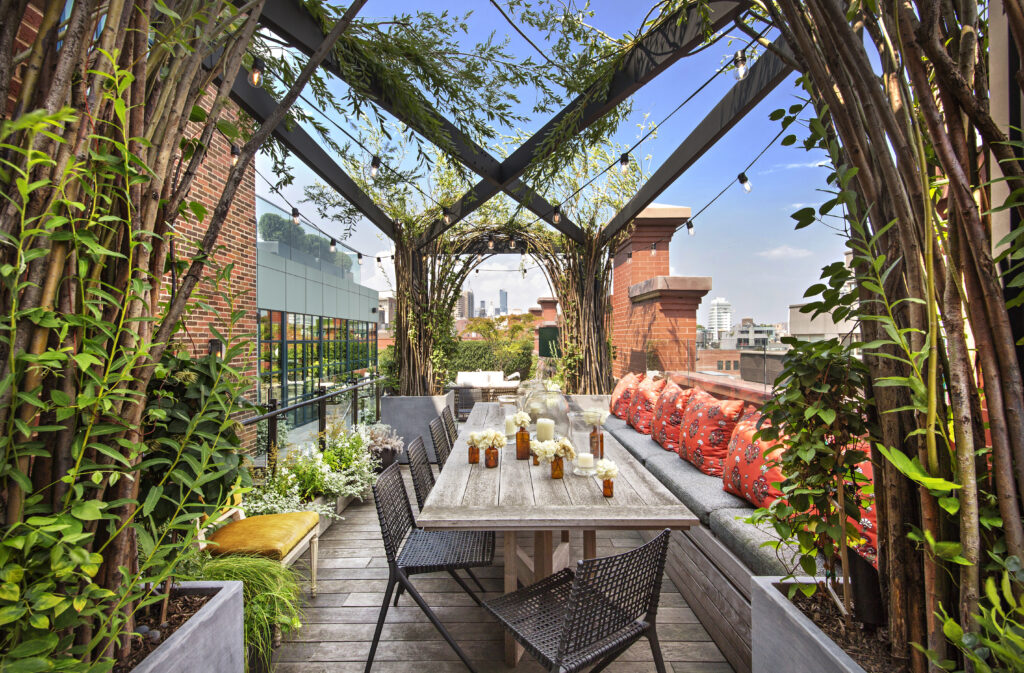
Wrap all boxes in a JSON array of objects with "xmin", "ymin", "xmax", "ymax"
[
  {"xmin": 516, "ymin": 427, "xmax": 530, "ymax": 460},
  {"xmin": 551, "ymin": 456, "xmax": 564, "ymax": 479},
  {"xmin": 485, "ymin": 446, "xmax": 498, "ymax": 468},
  {"xmin": 603, "ymin": 478, "xmax": 614, "ymax": 497},
  {"xmin": 468, "ymin": 444, "xmax": 479, "ymax": 464}
]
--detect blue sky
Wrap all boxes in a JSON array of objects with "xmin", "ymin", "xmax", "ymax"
[{"xmin": 258, "ymin": 1, "xmax": 847, "ymax": 325}]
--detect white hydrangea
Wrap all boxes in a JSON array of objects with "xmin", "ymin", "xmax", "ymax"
[
  {"xmin": 595, "ymin": 459, "xmax": 619, "ymax": 481},
  {"xmin": 583, "ymin": 408, "xmax": 610, "ymax": 427},
  {"xmin": 531, "ymin": 439, "xmax": 557, "ymax": 463},
  {"xmin": 511, "ymin": 411, "xmax": 531, "ymax": 429},
  {"xmin": 469, "ymin": 428, "xmax": 507, "ymax": 450}
]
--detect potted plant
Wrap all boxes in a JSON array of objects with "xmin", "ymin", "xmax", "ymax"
[
  {"xmin": 355, "ymin": 422, "xmax": 405, "ymax": 472},
  {"xmin": 749, "ymin": 338, "xmax": 884, "ymax": 673}
]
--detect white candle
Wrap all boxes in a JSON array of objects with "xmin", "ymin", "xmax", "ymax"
[
  {"xmin": 505, "ymin": 415, "xmax": 516, "ymax": 436},
  {"xmin": 577, "ymin": 452, "xmax": 594, "ymax": 468},
  {"xmin": 536, "ymin": 418, "xmax": 555, "ymax": 442}
]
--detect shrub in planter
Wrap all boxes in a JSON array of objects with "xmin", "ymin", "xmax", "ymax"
[{"xmin": 354, "ymin": 423, "xmax": 405, "ymax": 471}]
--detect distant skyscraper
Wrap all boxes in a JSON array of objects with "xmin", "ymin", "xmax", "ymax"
[
  {"xmin": 479, "ymin": 299, "xmax": 487, "ymax": 318},
  {"xmin": 707, "ymin": 297, "xmax": 733, "ymax": 341},
  {"xmin": 499, "ymin": 289, "xmax": 508, "ymax": 315},
  {"xmin": 456, "ymin": 290, "xmax": 475, "ymax": 319}
]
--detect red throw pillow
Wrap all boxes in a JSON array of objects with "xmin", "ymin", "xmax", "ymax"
[
  {"xmin": 610, "ymin": 372, "xmax": 643, "ymax": 419},
  {"xmin": 652, "ymin": 384, "xmax": 696, "ymax": 452},
  {"xmin": 848, "ymin": 446, "xmax": 878, "ymax": 568},
  {"xmin": 629, "ymin": 377, "xmax": 667, "ymax": 434},
  {"xmin": 722, "ymin": 410, "xmax": 785, "ymax": 507},
  {"xmin": 680, "ymin": 391, "xmax": 745, "ymax": 476}
]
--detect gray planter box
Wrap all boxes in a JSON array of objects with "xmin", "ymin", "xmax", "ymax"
[
  {"xmin": 381, "ymin": 393, "xmax": 454, "ymax": 463},
  {"xmin": 311, "ymin": 493, "xmax": 360, "ymax": 536},
  {"xmin": 131, "ymin": 581, "xmax": 243, "ymax": 673},
  {"xmin": 751, "ymin": 576, "xmax": 866, "ymax": 673}
]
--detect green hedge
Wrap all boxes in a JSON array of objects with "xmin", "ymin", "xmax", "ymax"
[{"xmin": 449, "ymin": 339, "xmax": 532, "ymax": 382}]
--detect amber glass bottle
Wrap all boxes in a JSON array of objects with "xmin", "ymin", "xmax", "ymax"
[
  {"xmin": 468, "ymin": 444, "xmax": 479, "ymax": 464},
  {"xmin": 590, "ymin": 426, "xmax": 604, "ymax": 460},
  {"xmin": 602, "ymin": 479, "xmax": 614, "ymax": 497},
  {"xmin": 551, "ymin": 456, "xmax": 564, "ymax": 479},
  {"xmin": 516, "ymin": 427, "xmax": 530, "ymax": 460},
  {"xmin": 485, "ymin": 446, "xmax": 498, "ymax": 468}
]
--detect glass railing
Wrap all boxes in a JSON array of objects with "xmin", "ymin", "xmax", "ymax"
[{"xmin": 255, "ymin": 195, "xmax": 359, "ymax": 284}]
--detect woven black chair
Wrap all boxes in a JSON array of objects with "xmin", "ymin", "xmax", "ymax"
[
  {"xmin": 454, "ymin": 386, "xmax": 482, "ymax": 421},
  {"xmin": 429, "ymin": 416, "xmax": 452, "ymax": 469},
  {"xmin": 484, "ymin": 529, "xmax": 672, "ymax": 673},
  {"xmin": 405, "ymin": 437, "xmax": 488, "ymax": 597},
  {"xmin": 442, "ymin": 405, "xmax": 458, "ymax": 444},
  {"xmin": 367, "ymin": 463, "xmax": 495, "ymax": 673}
]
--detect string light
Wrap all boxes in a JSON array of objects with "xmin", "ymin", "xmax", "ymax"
[
  {"xmin": 370, "ymin": 155, "xmax": 381, "ymax": 179},
  {"xmin": 627, "ymin": 251, "xmax": 632, "ymax": 261},
  {"xmin": 650, "ymin": 242, "xmax": 657, "ymax": 256},
  {"xmin": 329, "ymin": 238, "xmax": 337, "ymax": 252},
  {"xmin": 687, "ymin": 222, "xmax": 695, "ymax": 236},
  {"xmin": 738, "ymin": 172, "xmax": 752, "ymax": 193},
  {"xmin": 357, "ymin": 252, "xmax": 363, "ymax": 265},
  {"xmin": 376, "ymin": 256, "xmax": 381, "ymax": 264},
  {"xmin": 619, "ymin": 153, "xmax": 630, "ymax": 174},
  {"xmin": 291, "ymin": 206, "xmax": 300, "ymax": 225},
  {"xmin": 230, "ymin": 144, "xmax": 240, "ymax": 166},
  {"xmin": 249, "ymin": 57, "xmax": 265, "ymax": 87},
  {"xmin": 487, "ymin": 235, "xmax": 495, "ymax": 250},
  {"xmin": 509, "ymin": 238, "xmax": 516, "ymax": 249},
  {"xmin": 552, "ymin": 206, "xmax": 561, "ymax": 225},
  {"xmin": 734, "ymin": 51, "xmax": 748, "ymax": 81}
]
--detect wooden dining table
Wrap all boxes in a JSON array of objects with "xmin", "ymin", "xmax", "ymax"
[{"xmin": 417, "ymin": 395, "xmax": 699, "ymax": 666}]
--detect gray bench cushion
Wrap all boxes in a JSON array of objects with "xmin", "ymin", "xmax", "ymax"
[
  {"xmin": 604, "ymin": 416, "xmax": 664, "ymax": 465},
  {"xmin": 644, "ymin": 453, "xmax": 748, "ymax": 525},
  {"xmin": 710, "ymin": 508, "xmax": 804, "ymax": 576}
]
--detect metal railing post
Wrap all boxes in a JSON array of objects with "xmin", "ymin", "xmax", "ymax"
[
  {"xmin": 374, "ymin": 381, "xmax": 381, "ymax": 421},
  {"xmin": 351, "ymin": 385, "xmax": 360, "ymax": 427},
  {"xmin": 318, "ymin": 385, "xmax": 328, "ymax": 452},
  {"xmin": 267, "ymin": 398, "xmax": 278, "ymax": 478}
]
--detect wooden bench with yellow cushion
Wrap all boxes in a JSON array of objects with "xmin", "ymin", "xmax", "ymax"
[{"xmin": 199, "ymin": 508, "xmax": 320, "ymax": 598}]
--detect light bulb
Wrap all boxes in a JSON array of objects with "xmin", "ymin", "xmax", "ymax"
[
  {"xmin": 357, "ymin": 253, "xmax": 363, "ymax": 265},
  {"xmin": 370, "ymin": 155, "xmax": 381, "ymax": 179},
  {"xmin": 443, "ymin": 210, "xmax": 452, "ymax": 225},
  {"xmin": 734, "ymin": 51, "xmax": 747, "ymax": 81},
  {"xmin": 291, "ymin": 207, "xmax": 300, "ymax": 225},
  {"xmin": 552, "ymin": 206, "xmax": 561, "ymax": 224},
  {"xmin": 376, "ymin": 256, "xmax": 381, "ymax": 264},
  {"xmin": 650, "ymin": 242, "xmax": 657, "ymax": 256},
  {"xmin": 619, "ymin": 152, "xmax": 629, "ymax": 174},
  {"xmin": 627, "ymin": 251, "xmax": 632, "ymax": 261},
  {"xmin": 487, "ymin": 235, "xmax": 495, "ymax": 250},
  {"xmin": 509, "ymin": 239, "xmax": 516, "ymax": 249},
  {"xmin": 250, "ymin": 57, "xmax": 265, "ymax": 87},
  {"xmin": 687, "ymin": 222, "xmax": 695, "ymax": 236},
  {"xmin": 329, "ymin": 238, "xmax": 337, "ymax": 252},
  {"xmin": 738, "ymin": 172, "xmax": 752, "ymax": 193},
  {"xmin": 230, "ymin": 144, "xmax": 240, "ymax": 166}
]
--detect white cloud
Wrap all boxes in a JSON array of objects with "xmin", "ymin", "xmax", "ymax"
[
  {"xmin": 756, "ymin": 245, "xmax": 813, "ymax": 260},
  {"xmin": 787, "ymin": 202, "xmax": 816, "ymax": 211},
  {"xmin": 759, "ymin": 161, "xmax": 828, "ymax": 175}
]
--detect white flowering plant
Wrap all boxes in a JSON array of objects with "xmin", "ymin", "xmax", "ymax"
[
  {"xmin": 511, "ymin": 411, "xmax": 531, "ymax": 429},
  {"xmin": 356, "ymin": 422, "xmax": 404, "ymax": 457},
  {"xmin": 241, "ymin": 471, "xmax": 340, "ymax": 520},
  {"xmin": 544, "ymin": 380, "xmax": 562, "ymax": 392},
  {"xmin": 468, "ymin": 429, "xmax": 507, "ymax": 450},
  {"xmin": 583, "ymin": 408, "xmax": 610, "ymax": 427},
  {"xmin": 595, "ymin": 459, "xmax": 619, "ymax": 481}
]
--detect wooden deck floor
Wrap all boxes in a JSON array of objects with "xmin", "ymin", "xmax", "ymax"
[{"xmin": 274, "ymin": 471, "xmax": 735, "ymax": 673}]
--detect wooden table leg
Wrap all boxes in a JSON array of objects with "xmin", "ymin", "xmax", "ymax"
[
  {"xmin": 503, "ymin": 531, "xmax": 523, "ymax": 666},
  {"xmin": 534, "ymin": 531, "xmax": 553, "ymax": 579},
  {"xmin": 583, "ymin": 529, "xmax": 597, "ymax": 560}
]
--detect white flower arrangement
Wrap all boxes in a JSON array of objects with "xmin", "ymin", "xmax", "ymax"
[
  {"xmin": 469, "ymin": 429, "xmax": 507, "ymax": 450},
  {"xmin": 511, "ymin": 411, "xmax": 531, "ymax": 429},
  {"xmin": 531, "ymin": 437, "xmax": 576, "ymax": 463},
  {"xmin": 595, "ymin": 459, "xmax": 619, "ymax": 481},
  {"xmin": 544, "ymin": 380, "xmax": 562, "ymax": 392},
  {"xmin": 583, "ymin": 408, "xmax": 610, "ymax": 427}
]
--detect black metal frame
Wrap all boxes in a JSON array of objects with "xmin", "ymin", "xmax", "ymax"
[
  {"xmin": 441, "ymin": 406, "xmax": 458, "ymax": 446},
  {"xmin": 485, "ymin": 529, "xmax": 672, "ymax": 673},
  {"xmin": 429, "ymin": 416, "xmax": 452, "ymax": 469},
  {"xmin": 368, "ymin": 464, "xmax": 495, "ymax": 673}
]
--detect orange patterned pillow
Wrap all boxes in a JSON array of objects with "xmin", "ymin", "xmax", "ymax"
[
  {"xmin": 610, "ymin": 372, "xmax": 643, "ymax": 419},
  {"xmin": 680, "ymin": 391, "xmax": 745, "ymax": 476},
  {"xmin": 652, "ymin": 383, "xmax": 696, "ymax": 452},
  {"xmin": 722, "ymin": 410, "xmax": 785, "ymax": 507},
  {"xmin": 629, "ymin": 377, "xmax": 667, "ymax": 434}
]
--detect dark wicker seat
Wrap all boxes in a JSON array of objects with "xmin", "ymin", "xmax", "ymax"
[
  {"xmin": 429, "ymin": 416, "xmax": 452, "ymax": 469},
  {"xmin": 454, "ymin": 386, "xmax": 482, "ymax": 421},
  {"xmin": 405, "ymin": 437, "xmax": 489, "ymax": 596},
  {"xmin": 484, "ymin": 529, "xmax": 672, "ymax": 673},
  {"xmin": 442, "ymin": 405, "xmax": 458, "ymax": 444},
  {"xmin": 367, "ymin": 463, "xmax": 495, "ymax": 673}
]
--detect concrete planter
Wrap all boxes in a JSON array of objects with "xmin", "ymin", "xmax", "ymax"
[
  {"xmin": 751, "ymin": 576, "xmax": 867, "ymax": 673},
  {"xmin": 381, "ymin": 393, "xmax": 454, "ymax": 463},
  {"xmin": 131, "ymin": 581, "xmax": 243, "ymax": 673}
]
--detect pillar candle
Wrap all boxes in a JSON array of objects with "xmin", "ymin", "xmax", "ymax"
[
  {"xmin": 536, "ymin": 417, "xmax": 555, "ymax": 442},
  {"xmin": 505, "ymin": 415, "xmax": 516, "ymax": 436},
  {"xmin": 577, "ymin": 452, "xmax": 594, "ymax": 468}
]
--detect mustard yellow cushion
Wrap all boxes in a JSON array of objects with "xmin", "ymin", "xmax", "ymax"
[{"xmin": 208, "ymin": 511, "xmax": 319, "ymax": 560}]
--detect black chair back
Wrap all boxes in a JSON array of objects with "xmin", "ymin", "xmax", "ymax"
[
  {"xmin": 556, "ymin": 530, "xmax": 671, "ymax": 664},
  {"xmin": 429, "ymin": 416, "xmax": 452, "ymax": 469},
  {"xmin": 407, "ymin": 436, "xmax": 435, "ymax": 512},
  {"xmin": 442, "ymin": 406, "xmax": 458, "ymax": 444},
  {"xmin": 372, "ymin": 463, "xmax": 417, "ymax": 564}
]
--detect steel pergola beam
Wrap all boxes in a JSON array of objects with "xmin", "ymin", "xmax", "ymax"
[
  {"xmin": 599, "ymin": 40, "xmax": 794, "ymax": 246},
  {"xmin": 226, "ymin": 68, "xmax": 396, "ymax": 239}
]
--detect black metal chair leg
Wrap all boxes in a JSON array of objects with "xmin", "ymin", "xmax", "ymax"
[
  {"xmin": 399, "ymin": 572, "xmax": 481, "ymax": 673},
  {"xmin": 364, "ymin": 574, "xmax": 397, "ymax": 673},
  {"xmin": 648, "ymin": 627, "xmax": 667, "ymax": 673},
  {"xmin": 393, "ymin": 582, "xmax": 405, "ymax": 606},
  {"xmin": 446, "ymin": 569, "xmax": 482, "ymax": 606},
  {"xmin": 464, "ymin": 568, "xmax": 486, "ymax": 593}
]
